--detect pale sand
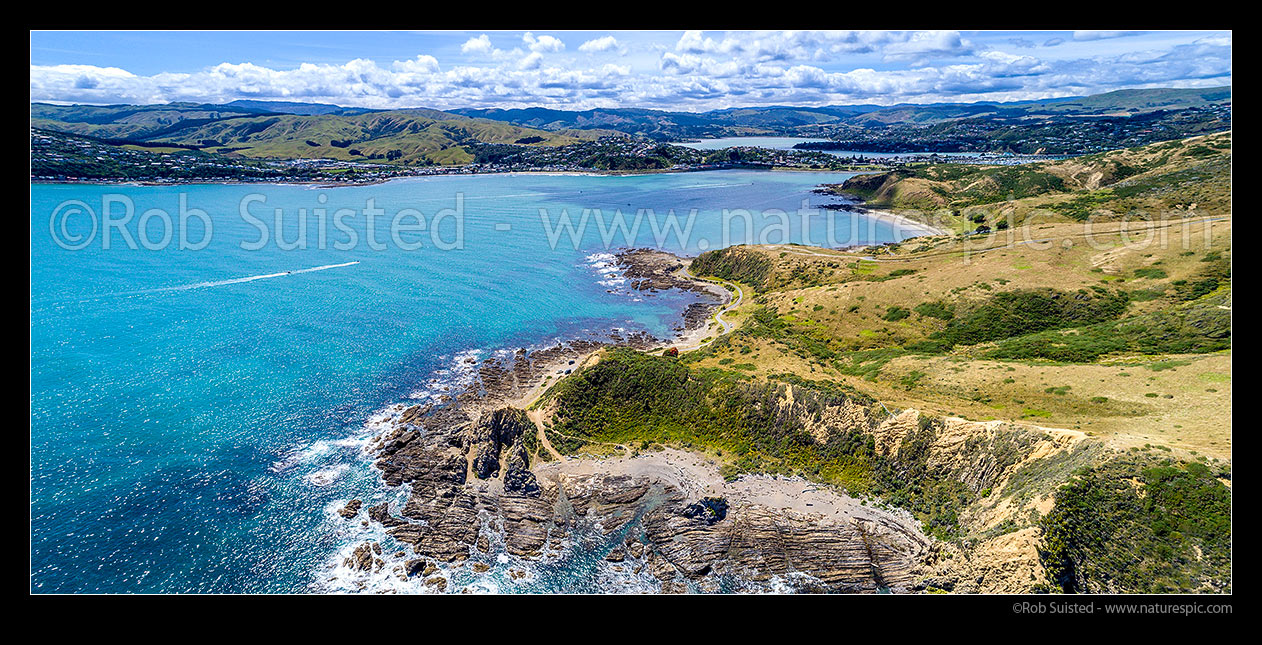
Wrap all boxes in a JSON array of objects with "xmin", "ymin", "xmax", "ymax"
[
  {"xmin": 535, "ymin": 447, "xmax": 921, "ymax": 530},
  {"xmin": 859, "ymin": 209, "xmax": 952, "ymax": 237}
]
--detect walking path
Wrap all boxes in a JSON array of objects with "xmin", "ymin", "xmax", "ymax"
[{"xmin": 672, "ymin": 268, "xmax": 743, "ymax": 351}]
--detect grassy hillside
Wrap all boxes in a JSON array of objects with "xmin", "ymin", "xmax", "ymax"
[
  {"xmin": 153, "ymin": 109, "xmax": 596, "ymax": 166},
  {"xmin": 685, "ymin": 214, "xmax": 1230, "ymax": 459},
  {"xmin": 832, "ymin": 132, "xmax": 1231, "ymax": 230},
  {"xmin": 32, "ymin": 104, "xmax": 600, "ymax": 166},
  {"xmin": 29, "ymin": 102, "xmax": 273, "ymax": 140}
]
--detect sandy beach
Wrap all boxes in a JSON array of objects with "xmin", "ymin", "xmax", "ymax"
[{"xmin": 860, "ymin": 208, "xmax": 952, "ymax": 237}]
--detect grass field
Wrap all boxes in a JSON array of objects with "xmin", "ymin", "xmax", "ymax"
[{"xmin": 681, "ymin": 214, "xmax": 1230, "ymax": 460}]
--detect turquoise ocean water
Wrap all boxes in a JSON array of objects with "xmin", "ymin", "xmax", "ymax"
[{"xmin": 30, "ymin": 169, "xmax": 920, "ymax": 593}]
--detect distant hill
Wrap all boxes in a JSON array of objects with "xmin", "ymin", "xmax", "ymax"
[
  {"xmin": 221, "ymin": 99, "xmax": 374, "ymax": 116},
  {"xmin": 452, "ymin": 104, "xmax": 890, "ymax": 139},
  {"xmin": 31, "ymin": 104, "xmax": 604, "ymax": 165},
  {"xmin": 29, "ymin": 102, "xmax": 275, "ymax": 139},
  {"xmin": 30, "ymin": 86, "xmax": 1230, "ymax": 165},
  {"xmin": 451, "ymin": 107, "xmax": 727, "ymax": 139},
  {"xmin": 1017, "ymin": 86, "xmax": 1233, "ymax": 115},
  {"xmin": 847, "ymin": 86, "xmax": 1231, "ymax": 125},
  {"xmin": 158, "ymin": 109, "xmax": 601, "ymax": 165},
  {"xmin": 835, "ymin": 130, "xmax": 1232, "ymax": 224},
  {"xmin": 453, "ymin": 87, "xmax": 1230, "ymax": 135}
]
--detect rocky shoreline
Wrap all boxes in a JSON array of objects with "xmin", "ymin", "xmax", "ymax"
[
  {"xmin": 341, "ymin": 403, "xmax": 942, "ymax": 593},
  {"xmin": 327, "ymin": 246, "xmax": 1042, "ymax": 594}
]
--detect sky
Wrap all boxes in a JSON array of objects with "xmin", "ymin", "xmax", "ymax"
[{"xmin": 29, "ymin": 30, "xmax": 1232, "ymax": 112}]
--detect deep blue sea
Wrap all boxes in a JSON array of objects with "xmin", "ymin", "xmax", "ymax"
[{"xmin": 30, "ymin": 169, "xmax": 922, "ymax": 593}]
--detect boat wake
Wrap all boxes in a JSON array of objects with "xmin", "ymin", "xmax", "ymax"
[{"xmin": 133, "ymin": 261, "xmax": 361, "ymax": 294}]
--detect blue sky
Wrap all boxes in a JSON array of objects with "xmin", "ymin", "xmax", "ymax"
[{"xmin": 29, "ymin": 30, "xmax": 1231, "ymax": 111}]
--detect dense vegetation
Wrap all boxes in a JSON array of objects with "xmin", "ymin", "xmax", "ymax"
[
  {"xmin": 1039, "ymin": 456, "xmax": 1231, "ymax": 593},
  {"xmin": 931, "ymin": 288, "xmax": 1130, "ymax": 348},
  {"xmin": 544, "ymin": 347, "xmax": 877, "ymax": 486},
  {"xmin": 986, "ymin": 290, "xmax": 1231, "ymax": 362},
  {"xmin": 470, "ymin": 139, "xmax": 855, "ymax": 171},
  {"xmin": 690, "ymin": 245, "xmax": 775, "ymax": 288},
  {"xmin": 472, "ymin": 140, "xmax": 696, "ymax": 170}
]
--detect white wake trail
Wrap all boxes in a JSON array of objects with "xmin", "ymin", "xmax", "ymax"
[{"xmin": 137, "ymin": 261, "xmax": 361, "ymax": 294}]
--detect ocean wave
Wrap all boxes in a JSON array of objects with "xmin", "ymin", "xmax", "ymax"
[
  {"xmin": 407, "ymin": 348, "xmax": 484, "ymax": 402},
  {"xmin": 314, "ymin": 506, "xmax": 668, "ymax": 594},
  {"xmin": 270, "ymin": 434, "xmax": 373, "ymax": 474},
  {"xmin": 584, "ymin": 252, "xmax": 632, "ymax": 294},
  {"xmin": 302, "ymin": 463, "xmax": 349, "ymax": 487}
]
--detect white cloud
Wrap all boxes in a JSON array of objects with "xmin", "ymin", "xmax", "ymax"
[
  {"xmin": 460, "ymin": 34, "xmax": 494, "ymax": 54},
  {"xmin": 28, "ymin": 30, "xmax": 1232, "ymax": 112},
  {"xmin": 392, "ymin": 55, "xmax": 440, "ymax": 74},
  {"xmin": 522, "ymin": 32, "xmax": 564, "ymax": 53},
  {"xmin": 517, "ymin": 52, "xmax": 543, "ymax": 70},
  {"xmin": 1195, "ymin": 35, "xmax": 1232, "ymax": 47},
  {"xmin": 578, "ymin": 36, "xmax": 620, "ymax": 53},
  {"xmin": 1073, "ymin": 31, "xmax": 1145, "ymax": 41},
  {"xmin": 882, "ymin": 31, "xmax": 973, "ymax": 62}
]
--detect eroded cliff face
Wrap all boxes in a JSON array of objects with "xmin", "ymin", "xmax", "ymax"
[
  {"xmin": 867, "ymin": 410, "xmax": 1092, "ymax": 592},
  {"xmin": 875, "ymin": 411, "xmax": 1084, "ymax": 497},
  {"xmin": 348, "ymin": 390, "xmax": 1087, "ymax": 594}
]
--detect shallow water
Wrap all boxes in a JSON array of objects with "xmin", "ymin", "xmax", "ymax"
[{"xmin": 30, "ymin": 169, "xmax": 921, "ymax": 593}]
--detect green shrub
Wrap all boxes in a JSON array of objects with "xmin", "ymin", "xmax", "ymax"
[
  {"xmin": 883, "ymin": 306, "xmax": 911, "ymax": 322},
  {"xmin": 914, "ymin": 301, "xmax": 955, "ymax": 320},
  {"xmin": 1039, "ymin": 457, "xmax": 1231, "ymax": 593},
  {"xmin": 986, "ymin": 291, "xmax": 1230, "ymax": 362},
  {"xmin": 932, "ymin": 288, "xmax": 1129, "ymax": 348}
]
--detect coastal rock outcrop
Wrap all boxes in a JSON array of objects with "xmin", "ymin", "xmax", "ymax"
[
  {"xmin": 468, "ymin": 408, "xmax": 531, "ymax": 480},
  {"xmin": 503, "ymin": 442, "xmax": 541, "ymax": 497},
  {"xmin": 338, "ymin": 499, "xmax": 362, "ymax": 519},
  {"xmin": 366, "ymin": 403, "xmax": 938, "ymax": 593}
]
